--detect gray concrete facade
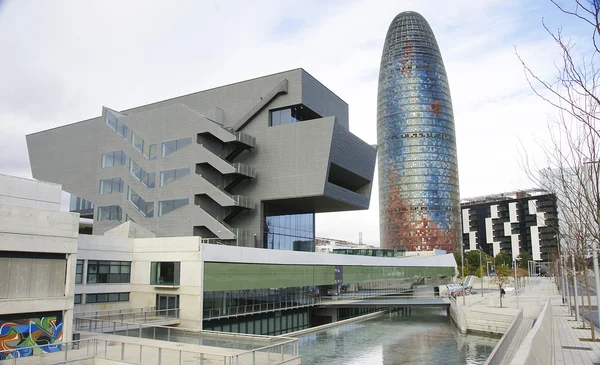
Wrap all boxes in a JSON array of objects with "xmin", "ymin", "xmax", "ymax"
[{"xmin": 27, "ymin": 69, "xmax": 376, "ymax": 247}]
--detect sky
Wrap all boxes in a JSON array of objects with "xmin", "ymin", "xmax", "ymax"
[{"xmin": 0, "ymin": 0, "xmax": 593, "ymax": 246}]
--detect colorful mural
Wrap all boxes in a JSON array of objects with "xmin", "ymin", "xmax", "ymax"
[{"xmin": 0, "ymin": 317, "xmax": 62, "ymax": 359}]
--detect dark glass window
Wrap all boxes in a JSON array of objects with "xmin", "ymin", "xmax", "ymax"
[
  {"xmin": 75, "ymin": 260, "xmax": 83, "ymax": 284},
  {"xmin": 269, "ymin": 105, "xmax": 321, "ymax": 127},
  {"xmin": 74, "ymin": 294, "xmax": 82, "ymax": 304},
  {"xmin": 85, "ymin": 292, "xmax": 129, "ymax": 303},
  {"xmin": 150, "ymin": 262, "xmax": 180, "ymax": 285},
  {"xmin": 87, "ymin": 261, "xmax": 131, "ymax": 284},
  {"xmin": 263, "ymin": 213, "xmax": 315, "ymax": 251}
]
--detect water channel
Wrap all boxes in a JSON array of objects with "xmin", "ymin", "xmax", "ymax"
[{"xmin": 298, "ymin": 309, "xmax": 499, "ymax": 365}]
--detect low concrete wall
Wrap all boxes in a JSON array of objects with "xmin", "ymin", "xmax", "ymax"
[
  {"xmin": 448, "ymin": 298, "xmax": 467, "ymax": 334},
  {"xmin": 509, "ymin": 299, "xmax": 552, "ymax": 365},
  {"xmin": 464, "ymin": 309, "xmax": 519, "ymax": 335}
]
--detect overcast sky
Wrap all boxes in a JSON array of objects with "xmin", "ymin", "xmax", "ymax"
[{"xmin": 0, "ymin": 0, "xmax": 591, "ymax": 246}]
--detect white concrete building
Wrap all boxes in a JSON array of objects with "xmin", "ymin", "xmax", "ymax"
[{"xmin": 0, "ymin": 174, "xmax": 79, "ymax": 353}]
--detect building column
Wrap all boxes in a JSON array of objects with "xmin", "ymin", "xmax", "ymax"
[{"xmin": 63, "ymin": 253, "xmax": 77, "ymax": 343}]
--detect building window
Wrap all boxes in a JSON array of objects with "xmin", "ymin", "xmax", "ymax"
[
  {"xmin": 131, "ymin": 131, "xmax": 157, "ymax": 160},
  {"xmin": 87, "ymin": 260, "xmax": 131, "ymax": 284},
  {"xmin": 129, "ymin": 159, "xmax": 156, "ymax": 188},
  {"xmin": 270, "ymin": 105, "xmax": 321, "ymax": 127},
  {"xmin": 101, "ymin": 151, "xmax": 126, "ymax": 168},
  {"xmin": 86, "ymin": 292, "xmax": 130, "ymax": 303},
  {"xmin": 150, "ymin": 262, "xmax": 180, "ymax": 286},
  {"xmin": 161, "ymin": 137, "xmax": 192, "ymax": 157},
  {"xmin": 69, "ymin": 195, "xmax": 94, "ymax": 213},
  {"xmin": 264, "ymin": 212, "xmax": 315, "ymax": 251},
  {"xmin": 76, "ymin": 260, "xmax": 84, "ymax": 284},
  {"xmin": 127, "ymin": 186, "xmax": 154, "ymax": 217},
  {"xmin": 99, "ymin": 177, "xmax": 124, "ymax": 194},
  {"xmin": 160, "ymin": 168, "xmax": 190, "ymax": 187},
  {"xmin": 105, "ymin": 110, "xmax": 128, "ymax": 140},
  {"xmin": 97, "ymin": 205, "xmax": 122, "ymax": 221},
  {"xmin": 158, "ymin": 198, "xmax": 188, "ymax": 216},
  {"xmin": 74, "ymin": 294, "xmax": 82, "ymax": 304}
]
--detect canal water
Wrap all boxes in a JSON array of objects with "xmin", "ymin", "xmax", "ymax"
[{"xmin": 298, "ymin": 309, "xmax": 498, "ymax": 365}]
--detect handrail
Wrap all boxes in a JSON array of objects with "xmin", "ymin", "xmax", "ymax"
[
  {"xmin": 484, "ymin": 309, "xmax": 524, "ymax": 365},
  {"xmin": 75, "ymin": 307, "xmax": 156, "ymax": 318}
]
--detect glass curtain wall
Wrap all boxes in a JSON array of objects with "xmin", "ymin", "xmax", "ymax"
[{"xmin": 263, "ymin": 213, "xmax": 315, "ymax": 251}]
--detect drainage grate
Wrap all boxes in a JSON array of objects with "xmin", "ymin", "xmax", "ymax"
[{"xmin": 562, "ymin": 346, "xmax": 592, "ymax": 351}]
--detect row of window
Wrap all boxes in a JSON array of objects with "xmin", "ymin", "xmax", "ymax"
[
  {"xmin": 104, "ymin": 110, "xmax": 193, "ymax": 161},
  {"xmin": 85, "ymin": 292, "xmax": 130, "ymax": 304},
  {"xmin": 98, "ymin": 197, "xmax": 189, "ymax": 222},
  {"xmin": 75, "ymin": 259, "xmax": 180, "ymax": 286},
  {"xmin": 87, "ymin": 260, "xmax": 131, "ymax": 284}
]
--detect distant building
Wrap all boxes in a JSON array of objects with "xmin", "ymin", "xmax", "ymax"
[
  {"xmin": 315, "ymin": 237, "xmax": 376, "ymax": 253},
  {"xmin": 377, "ymin": 11, "xmax": 461, "ymax": 252},
  {"xmin": 0, "ymin": 174, "xmax": 79, "ymax": 355},
  {"xmin": 27, "ymin": 69, "xmax": 377, "ymax": 252},
  {"xmin": 460, "ymin": 189, "xmax": 559, "ymax": 261}
]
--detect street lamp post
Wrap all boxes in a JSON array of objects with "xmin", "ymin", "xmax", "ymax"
[
  {"xmin": 571, "ymin": 254, "xmax": 580, "ymax": 321},
  {"xmin": 513, "ymin": 258, "xmax": 520, "ymax": 309},
  {"xmin": 479, "ymin": 246, "xmax": 483, "ymax": 297},
  {"xmin": 460, "ymin": 242, "xmax": 465, "ymax": 305}
]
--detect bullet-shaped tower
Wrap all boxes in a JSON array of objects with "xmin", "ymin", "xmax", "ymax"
[{"xmin": 377, "ymin": 11, "xmax": 461, "ymax": 252}]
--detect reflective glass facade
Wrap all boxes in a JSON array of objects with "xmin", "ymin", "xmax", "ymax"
[
  {"xmin": 377, "ymin": 12, "xmax": 461, "ymax": 252},
  {"xmin": 263, "ymin": 213, "xmax": 315, "ymax": 251}
]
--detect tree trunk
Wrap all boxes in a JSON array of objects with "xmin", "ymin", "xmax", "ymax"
[
  {"xmin": 582, "ymin": 275, "xmax": 586, "ymax": 329},
  {"xmin": 585, "ymin": 273, "xmax": 596, "ymax": 340}
]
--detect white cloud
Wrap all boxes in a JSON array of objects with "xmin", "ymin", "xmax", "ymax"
[{"xmin": 0, "ymin": 0, "xmax": 588, "ymax": 246}]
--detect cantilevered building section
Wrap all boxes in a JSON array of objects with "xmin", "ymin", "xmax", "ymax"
[
  {"xmin": 27, "ymin": 69, "xmax": 376, "ymax": 250},
  {"xmin": 377, "ymin": 11, "xmax": 461, "ymax": 252}
]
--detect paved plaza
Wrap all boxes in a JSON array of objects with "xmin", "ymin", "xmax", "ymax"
[{"xmin": 461, "ymin": 277, "xmax": 600, "ymax": 364}]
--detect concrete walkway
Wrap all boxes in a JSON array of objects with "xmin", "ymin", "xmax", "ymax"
[{"xmin": 459, "ymin": 277, "xmax": 600, "ymax": 364}]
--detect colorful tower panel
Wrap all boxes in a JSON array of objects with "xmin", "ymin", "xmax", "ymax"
[{"xmin": 377, "ymin": 11, "xmax": 461, "ymax": 251}]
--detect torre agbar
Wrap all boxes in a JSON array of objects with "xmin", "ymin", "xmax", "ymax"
[{"xmin": 377, "ymin": 11, "xmax": 461, "ymax": 252}]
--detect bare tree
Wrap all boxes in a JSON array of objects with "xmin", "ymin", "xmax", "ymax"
[{"xmin": 517, "ymin": 0, "xmax": 600, "ymax": 340}]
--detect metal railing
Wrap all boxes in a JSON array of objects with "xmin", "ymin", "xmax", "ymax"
[
  {"xmin": 77, "ymin": 308, "xmax": 180, "ymax": 324},
  {"xmin": 484, "ymin": 310, "xmax": 524, "ymax": 365},
  {"xmin": 75, "ymin": 306, "xmax": 156, "ymax": 319},
  {"xmin": 0, "ymin": 336, "xmax": 299, "ymax": 365},
  {"xmin": 73, "ymin": 318, "xmax": 296, "ymax": 353}
]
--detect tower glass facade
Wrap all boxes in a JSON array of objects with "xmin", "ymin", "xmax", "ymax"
[{"xmin": 377, "ymin": 12, "xmax": 461, "ymax": 252}]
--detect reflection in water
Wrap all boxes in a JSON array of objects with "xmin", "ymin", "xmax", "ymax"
[{"xmin": 299, "ymin": 309, "xmax": 498, "ymax": 365}]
